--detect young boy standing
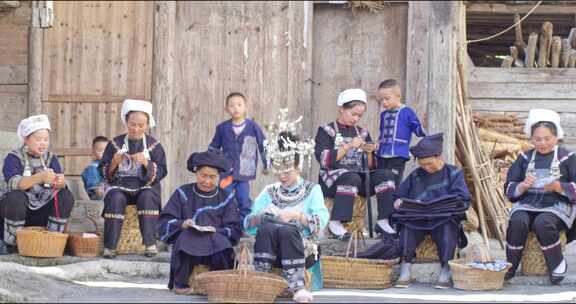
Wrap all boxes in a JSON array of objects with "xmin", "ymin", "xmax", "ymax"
[
  {"xmin": 208, "ymin": 92, "xmax": 267, "ymax": 222},
  {"xmin": 375, "ymin": 79, "xmax": 426, "ymax": 234},
  {"xmin": 81, "ymin": 136, "xmax": 109, "ymax": 200}
]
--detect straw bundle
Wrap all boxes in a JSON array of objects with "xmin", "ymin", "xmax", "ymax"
[{"xmin": 346, "ymin": 1, "xmax": 390, "ymax": 13}]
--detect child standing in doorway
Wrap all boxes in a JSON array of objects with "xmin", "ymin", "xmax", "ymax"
[
  {"xmin": 375, "ymin": 79, "xmax": 426, "ymax": 234},
  {"xmin": 208, "ymin": 92, "xmax": 268, "ymax": 222},
  {"xmin": 81, "ymin": 136, "xmax": 109, "ymax": 200}
]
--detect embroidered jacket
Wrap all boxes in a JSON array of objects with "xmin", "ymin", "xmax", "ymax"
[{"xmin": 377, "ymin": 105, "xmax": 425, "ymax": 160}]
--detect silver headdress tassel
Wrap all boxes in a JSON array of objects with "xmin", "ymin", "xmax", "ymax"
[{"xmin": 265, "ymin": 108, "xmax": 315, "ymax": 173}]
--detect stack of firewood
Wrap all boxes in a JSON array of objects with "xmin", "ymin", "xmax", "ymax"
[
  {"xmin": 472, "ymin": 112, "xmax": 533, "ymax": 182},
  {"xmin": 501, "ymin": 16, "xmax": 576, "ymax": 68}
]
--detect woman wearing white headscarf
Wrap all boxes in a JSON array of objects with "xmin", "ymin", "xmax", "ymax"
[
  {"xmin": 99, "ymin": 99, "xmax": 167, "ymax": 258},
  {"xmin": 504, "ymin": 109, "xmax": 576, "ymax": 284},
  {"xmin": 0, "ymin": 114, "xmax": 74, "ymax": 254}
]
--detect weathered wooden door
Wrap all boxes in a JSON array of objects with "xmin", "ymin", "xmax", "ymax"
[{"xmin": 41, "ymin": 1, "xmax": 154, "ymax": 183}]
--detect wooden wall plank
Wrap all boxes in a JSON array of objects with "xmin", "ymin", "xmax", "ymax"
[
  {"xmin": 0, "ymin": 64, "xmax": 27, "ymax": 84},
  {"xmin": 0, "ymin": 4, "xmax": 30, "ymax": 65},
  {"xmin": 469, "ymin": 82, "xmax": 576, "ymax": 99},
  {"xmin": 471, "ymin": 98, "xmax": 576, "ymax": 113},
  {"xmin": 469, "ymin": 67, "xmax": 576, "ymax": 83}
]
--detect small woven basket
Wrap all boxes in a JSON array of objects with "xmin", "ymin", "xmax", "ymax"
[
  {"xmin": 16, "ymin": 226, "xmax": 69, "ymax": 258},
  {"xmin": 324, "ymin": 196, "xmax": 366, "ymax": 235},
  {"xmin": 449, "ymin": 259, "xmax": 511, "ymax": 291},
  {"xmin": 117, "ymin": 205, "xmax": 145, "ymax": 255},
  {"xmin": 67, "ymin": 217, "xmax": 102, "ymax": 257},
  {"xmin": 321, "ymin": 230, "xmax": 399, "ymax": 289},
  {"xmin": 521, "ymin": 231, "xmax": 567, "ymax": 276},
  {"xmin": 195, "ymin": 246, "xmax": 288, "ymax": 303}
]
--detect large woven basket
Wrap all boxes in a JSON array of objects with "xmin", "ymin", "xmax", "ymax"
[
  {"xmin": 449, "ymin": 259, "xmax": 511, "ymax": 291},
  {"xmin": 117, "ymin": 205, "xmax": 145, "ymax": 255},
  {"xmin": 324, "ymin": 196, "xmax": 366, "ymax": 235},
  {"xmin": 321, "ymin": 231, "xmax": 399, "ymax": 289},
  {"xmin": 521, "ymin": 231, "xmax": 567, "ymax": 276},
  {"xmin": 195, "ymin": 246, "xmax": 288, "ymax": 303},
  {"xmin": 67, "ymin": 217, "xmax": 102, "ymax": 257},
  {"xmin": 16, "ymin": 226, "xmax": 69, "ymax": 258}
]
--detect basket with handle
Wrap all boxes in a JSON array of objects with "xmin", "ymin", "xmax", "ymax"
[
  {"xmin": 67, "ymin": 216, "xmax": 102, "ymax": 257},
  {"xmin": 449, "ymin": 259, "xmax": 511, "ymax": 291},
  {"xmin": 195, "ymin": 244, "xmax": 289, "ymax": 303},
  {"xmin": 17, "ymin": 226, "xmax": 69, "ymax": 258},
  {"xmin": 321, "ymin": 230, "xmax": 399, "ymax": 289}
]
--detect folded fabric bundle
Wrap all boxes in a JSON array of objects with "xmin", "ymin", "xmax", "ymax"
[
  {"xmin": 356, "ymin": 234, "xmax": 400, "ymax": 260},
  {"xmin": 392, "ymin": 194, "xmax": 468, "ymax": 231},
  {"xmin": 467, "ymin": 260, "xmax": 508, "ymax": 272}
]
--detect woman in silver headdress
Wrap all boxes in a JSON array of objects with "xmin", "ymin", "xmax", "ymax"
[{"xmin": 244, "ymin": 109, "xmax": 328, "ymax": 303}]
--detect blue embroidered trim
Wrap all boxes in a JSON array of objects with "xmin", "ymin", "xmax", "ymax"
[
  {"xmin": 161, "ymin": 219, "xmax": 178, "ymax": 241},
  {"xmin": 177, "ymin": 187, "xmax": 187, "ymax": 202},
  {"xmin": 191, "ymin": 190, "xmax": 235, "ymax": 222},
  {"xmin": 224, "ymin": 227, "xmax": 232, "ymax": 238}
]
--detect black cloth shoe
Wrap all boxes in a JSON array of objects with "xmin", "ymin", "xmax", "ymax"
[
  {"xmin": 550, "ymin": 264, "xmax": 567, "ymax": 285},
  {"xmin": 0, "ymin": 240, "xmax": 17, "ymax": 255}
]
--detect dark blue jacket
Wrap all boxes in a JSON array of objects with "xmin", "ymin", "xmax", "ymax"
[
  {"xmin": 208, "ymin": 119, "xmax": 267, "ymax": 181},
  {"xmin": 377, "ymin": 105, "xmax": 425, "ymax": 160}
]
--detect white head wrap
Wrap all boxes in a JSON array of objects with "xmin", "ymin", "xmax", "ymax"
[
  {"xmin": 17, "ymin": 114, "xmax": 51, "ymax": 142},
  {"xmin": 337, "ymin": 88, "xmax": 367, "ymax": 107},
  {"xmin": 121, "ymin": 99, "xmax": 156, "ymax": 128},
  {"xmin": 524, "ymin": 109, "xmax": 564, "ymax": 139}
]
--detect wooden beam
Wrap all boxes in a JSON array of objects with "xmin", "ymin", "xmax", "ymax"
[
  {"xmin": 405, "ymin": 1, "xmax": 430, "ymax": 127},
  {"xmin": 151, "ymin": 0, "xmax": 176, "ymax": 204},
  {"xmin": 550, "ymin": 36, "xmax": 561, "ymax": 68},
  {"xmin": 466, "ymin": 3, "xmax": 576, "ymax": 15},
  {"xmin": 469, "ymin": 67, "xmax": 576, "ymax": 83},
  {"xmin": 537, "ymin": 21, "xmax": 553, "ymax": 68},
  {"xmin": 28, "ymin": 0, "xmax": 42, "ymax": 115},
  {"xmin": 52, "ymin": 147, "xmax": 92, "ymax": 156},
  {"xmin": 42, "ymin": 95, "xmax": 142, "ymax": 103}
]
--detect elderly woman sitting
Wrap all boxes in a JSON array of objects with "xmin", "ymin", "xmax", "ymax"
[
  {"xmin": 393, "ymin": 133, "xmax": 471, "ymax": 289},
  {"xmin": 504, "ymin": 109, "xmax": 576, "ymax": 284},
  {"xmin": 158, "ymin": 151, "xmax": 242, "ymax": 295},
  {"xmin": 245, "ymin": 119, "xmax": 328, "ymax": 303}
]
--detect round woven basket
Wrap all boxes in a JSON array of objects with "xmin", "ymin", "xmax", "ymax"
[
  {"xmin": 196, "ymin": 269, "xmax": 288, "ymax": 303},
  {"xmin": 67, "ymin": 217, "xmax": 102, "ymax": 257},
  {"xmin": 117, "ymin": 205, "xmax": 145, "ymax": 255},
  {"xmin": 324, "ymin": 196, "xmax": 366, "ymax": 235},
  {"xmin": 449, "ymin": 259, "xmax": 511, "ymax": 291},
  {"xmin": 321, "ymin": 231, "xmax": 399, "ymax": 289},
  {"xmin": 521, "ymin": 231, "xmax": 567, "ymax": 276},
  {"xmin": 16, "ymin": 226, "xmax": 69, "ymax": 258}
]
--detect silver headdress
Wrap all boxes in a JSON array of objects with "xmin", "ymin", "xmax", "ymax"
[{"xmin": 265, "ymin": 108, "xmax": 315, "ymax": 173}]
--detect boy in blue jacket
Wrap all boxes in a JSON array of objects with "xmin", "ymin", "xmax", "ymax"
[
  {"xmin": 208, "ymin": 92, "xmax": 268, "ymax": 222},
  {"xmin": 375, "ymin": 79, "xmax": 425, "ymax": 234}
]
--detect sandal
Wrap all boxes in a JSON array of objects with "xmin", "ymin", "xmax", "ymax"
[
  {"xmin": 293, "ymin": 289, "xmax": 313, "ymax": 303},
  {"xmin": 434, "ymin": 280, "xmax": 451, "ymax": 289},
  {"xmin": 394, "ymin": 279, "xmax": 412, "ymax": 288},
  {"xmin": 174, "ymin": 287, "xmax": 196, "ymax": 295},
  {"xmin": 327, "ymin": 228, "xmax": 351, "ymax": 242}
]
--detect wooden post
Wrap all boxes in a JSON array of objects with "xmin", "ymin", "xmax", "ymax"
[
  {"xmin": 568, "ymin": 27, "xmax": 576, "ymax": 49},
  {"xmin": 514, "ymin": 13, "xmax": 526, "ymax": 58},
  {"xmin": 550, "ymin": 36, "xmax": 561, "ymax": 68},
  {"xmin": 561, "ymin": 38, "xmax": 571, "ymax": 67},
  {"xmin": 28, "ymin": 0, "xmax": 43, "ymax": 115},
  {"xmin": 525, "ymin": 32, "xmax": 538, "ymax": 68},
  {"xmin": 151, "ymin": 0, "xmax": 176, "ymax": 203},
  {"xmin": 537, "ymin": 21, "xmax": 553, "ymax": 68}
]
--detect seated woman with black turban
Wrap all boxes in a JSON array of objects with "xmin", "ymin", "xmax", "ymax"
[{"xmin": 158, "ymin": 150, "xmax": 242, "ymax": 295}]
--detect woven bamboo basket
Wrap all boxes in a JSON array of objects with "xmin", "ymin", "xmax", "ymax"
[
  {"xmin": 272, "ymin": 267, "xmax": 312, "ymax": 293},
  {"xmin": 117, "ymin": 205, "xmax": 145, "ymax": 255},
  {"xmin": 187, "ymin": 265, "xmax": 211, "ymax": 295},
  {"xmin": 324, "ymin": 196, "xmax": 366, "ymax": 236},
  {"xmin": 321, "ymin": 231, "xmax": 399, "ymax": 289},
  {"xmin": 16, "ymin": 226, "xmax": 69, "ymax": 258},
  {"xmin": 449, "ymin": 259, "xmax": 511, "ymax": 291},
  {"xmin": 521, "ymin": 231, "xmax": 567, "ymax": 276},
  {"xmin": 195, "ymin": 246, "xmax": 288, "ymax": 303},
  {"xmin": 67, "ymin": 217, "xmax": 102, "ymax": 257}
]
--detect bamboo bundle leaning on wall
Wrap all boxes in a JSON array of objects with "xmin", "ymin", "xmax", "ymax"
[{"xmin": 456, "ymin": 46, "xmax": 509, "ymax": 247}]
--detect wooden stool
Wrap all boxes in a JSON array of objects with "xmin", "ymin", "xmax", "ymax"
[
  {"xmin": 521, "ymin": 231, "xmax": 567, "ymax": 276},
  {"xmin": 415, "ymin": 235, "xmax": 440, "ymax": 262},
  {"xmin": 187, "ymin": 265, "xmax": 211, "ymax": 295},
  {"xmin": 117, "ymin": 205, "xmax": 145, "ymax": 255},
  {"xmin": 324, "ymin": 196, "xmax": 366, "ymax": 236}
]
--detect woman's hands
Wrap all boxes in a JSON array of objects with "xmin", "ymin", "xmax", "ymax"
[{"xmin": 517, "ymin": 175, "xmax": 536, "ymax": 195}]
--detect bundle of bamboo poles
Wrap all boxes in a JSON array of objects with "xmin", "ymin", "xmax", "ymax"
[
  {"xmin": 456, "ymin": 46, "xmax": 509, "ymax": 247},
  {"xmin": 501, "ymin": 16, "xmax": 576, "ymax": 68},
  {"xmin": 473, "ymin": 112, "xmax": 527, "ymax": 140}
]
